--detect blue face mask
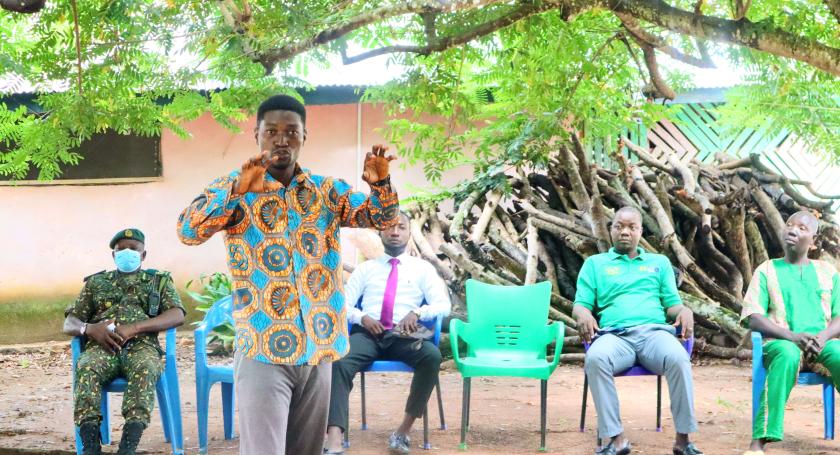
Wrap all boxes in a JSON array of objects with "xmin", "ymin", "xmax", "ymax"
[{"xmin": 114, "ymin": 249, "xmax": 142, "ymax": 273}]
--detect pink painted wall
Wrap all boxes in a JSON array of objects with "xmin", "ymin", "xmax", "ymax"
[{"xmin": 0, "ymin": 103, "xmax": 473, "ymax": 300}]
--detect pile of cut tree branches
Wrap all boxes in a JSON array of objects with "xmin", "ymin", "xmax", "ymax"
[{"xmin": 404, "ymin": 136, "xmax": 840, "ymax": 359}]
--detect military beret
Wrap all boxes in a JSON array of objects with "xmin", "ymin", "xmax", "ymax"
[{"xmin": 109, "ymin": 228, "xmax": 145, "ymax": 249}]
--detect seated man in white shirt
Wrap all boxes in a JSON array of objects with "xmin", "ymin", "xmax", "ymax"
[{"xmin": 324, "ymin": 212, "xmax": 451, "ymax": 455}]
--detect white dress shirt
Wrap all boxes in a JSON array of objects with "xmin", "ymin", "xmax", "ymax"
[{"xmin": 345, "ymin": 253, "xmax": 451, "ymax": 326}]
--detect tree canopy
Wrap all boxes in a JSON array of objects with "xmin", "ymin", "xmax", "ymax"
[{"xmin": 0, "ymin": 0, "xmax": 837, "ymax": 181}]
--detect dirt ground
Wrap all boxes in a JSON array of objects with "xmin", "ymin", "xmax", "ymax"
[{"xmin": 0, "ymin": 338, "xmax": 838, "ymax": 455}]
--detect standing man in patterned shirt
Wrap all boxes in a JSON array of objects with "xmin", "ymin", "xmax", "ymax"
[
  {"xmin": 177, "ymin": 94, "xmax": 400, "ymax": 455},
  {"xmin": 64, "ymin": 228, "xmax": 186, "ymax": 455}
]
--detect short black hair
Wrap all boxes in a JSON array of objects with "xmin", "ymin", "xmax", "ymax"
[{"xmin": 257, "ymin": 94, "xmax": 306, "ymax": 126}]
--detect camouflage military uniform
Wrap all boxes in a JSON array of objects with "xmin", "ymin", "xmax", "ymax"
[{"xmin": 67, "ymin": 269, "xmax": 184, "ymax": 426}]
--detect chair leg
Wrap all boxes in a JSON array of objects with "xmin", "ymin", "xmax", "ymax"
[
  {"xmin": 436, "ymin": 378, "xmax": 447, "ymax": 430},
  {"xmin": 343, "ymin": 424, "xmax": 350, "ymax": 449},
  {"xmin": 423, "ymin": 406, "xmax": 431, "ymax": 450},
  {"xmin": 465, "ymin": 377, "xmax": 471, "ymax": 431},
  {"xmin": 74, "ymin": 424, "xmax": 83, "ymax": 455},
  {"xmin": 222, "ymin": 382, "xmax": 235, "ymax": 440},
  {"xmin": 100, "ymin": 393, "xmax": 111, "ymax": 445},
  {"xmin": 360, "ymin": 372, "xmax": 368, "ymax": 431},
  {"xmin": 460, "ymin": 377, "xmax": 471, "ymax": 450},
  {"xmin": 157, "ymin": 380, "xmax": 173, "ymax": 444},
  {"xmin": 540, "ymin": 379, "xmax": 548, "ymax": 452},
  {"xmin": 824, "ymin": 383, "xmax": 835, "ymax": 440},
  {"xmin": 196, "ymin": 380, "xmax": 211, "ymax": 454},
  {"xmin": 580, "ymin": 372, "xmax": 588, "ymax": 432},
  {"xmin": 656, "ymin": 375, "xmax": 663, "ymax": 432}
]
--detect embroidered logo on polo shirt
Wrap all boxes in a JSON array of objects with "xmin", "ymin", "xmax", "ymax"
[{"xmin": 605, "ymin": 266, "xmax": 621, "ymax": 276}]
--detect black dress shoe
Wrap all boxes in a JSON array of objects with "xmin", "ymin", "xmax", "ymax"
[{"xmin": 673, "ymin": 443, "xmax": 704, "ymax": 455}]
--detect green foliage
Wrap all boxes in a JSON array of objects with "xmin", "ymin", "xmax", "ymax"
[
  {"xmin": 0, "ymin": 0, "xmax": 837, "ymax": 183},
  {"xmin": 186, "ymin": 272, "xmax": 234, "ymax": 352}
]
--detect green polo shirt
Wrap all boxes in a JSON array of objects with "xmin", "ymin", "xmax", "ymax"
[{"xmin": 574, "ymin": 247, "xmax": 681, "ymax": 329}]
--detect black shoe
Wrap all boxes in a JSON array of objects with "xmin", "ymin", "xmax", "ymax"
[
  {"xmin": 673, "ymin": 443, "xmax": 704, "ymax": 455},
  {"xmin": 616, "ymin": 440, "xmax": 631, "ymax": 455},
  {"xmin": 116, "ymin": 421, "xmax": 145, "ymax": 455},
  {"xmin": 595, "ymin": 442, "xmax": 616, "ymax": 455},
  {"xmin": 79, "ymin": 421, "xmax": 101, "ymax": 455}
]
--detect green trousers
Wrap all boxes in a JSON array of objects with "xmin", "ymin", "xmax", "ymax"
[
  {"xmin": 753, "ymin": 339, "xmax": 840, "ymax": 441},
  {"xmin": 73, "ymin": 342, "xmax": 163, "ymax": 426}
]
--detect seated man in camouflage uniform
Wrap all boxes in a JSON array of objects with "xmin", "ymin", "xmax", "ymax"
[{"xmin": 63, "ymin": 228, "xmax": 186, "ymax": 455}]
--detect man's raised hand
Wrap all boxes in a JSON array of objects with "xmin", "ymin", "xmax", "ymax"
[
  {"xmin": 362, "ymin": 144, "xmax": 396, "ymax": 184},
  {"xmin": 233, "ymin": 151, "xmax": 278, "ymax": 195}
]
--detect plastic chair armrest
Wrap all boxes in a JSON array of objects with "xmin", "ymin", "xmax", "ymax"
[
  {"xmin": 449, "ymin": 319, "xmax": 473, "ymax": 370},
  {"xmin": 545, "ymin": 322, "xmax": 565, "ymax": 369},
  {"xmin": 164, "ymin": 328, "xmax": 177, "ymax": 357},
  {"xmin": 194, "ymin": 325, "xmax": 208, "ymax": 356},
  {"xmin": 432, "ymin": 314, "xmax": 443, "ymax": 347},
  {"xmin": 71, "ymin": 336, "xmax": 83, "ymax": 372}
]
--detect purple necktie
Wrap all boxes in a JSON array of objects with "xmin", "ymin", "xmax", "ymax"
[{"xmin": 379, "ymin": 258, "xmax": 400, "ymax": 329}]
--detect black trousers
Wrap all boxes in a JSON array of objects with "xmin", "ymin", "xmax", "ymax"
[{"xmin": 328, "ymin": 326, "xmax": 442, "ymax": 432}]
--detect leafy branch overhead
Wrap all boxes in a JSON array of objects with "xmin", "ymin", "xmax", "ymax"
[{"xmin": 0, "ymin": 0, "xmax": 838, "ymax": 179}]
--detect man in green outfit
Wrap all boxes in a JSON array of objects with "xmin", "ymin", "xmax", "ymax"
[
  {"xmin": 63, "ymin": 228, "xmax": 186, "ymax": 455},
  {"xmin": 741, "ymin": 211, "xmax": 840, "ymax": 455}
]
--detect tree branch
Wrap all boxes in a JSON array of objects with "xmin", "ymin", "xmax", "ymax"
[
  {"xmin": 70, "ymin": 0, "xmax": 83, "ymax": 96},
  {"xmin": 616, "ymin": 12, "xmax": 715, "ymax": 68},
  {"xmin": 639, "ymin": 40, "xmax": 676, "ymax": 100},
  {"xmin": 341, "ymin": 2, "xmax": 558, "ymax": 65},
  {"xmin": 261, "ymin": 0, "xmax": 506, "ymax": 70},
  {"xmin": 614, "ymin": 0, "xmax": 840, "ymax": 76}
]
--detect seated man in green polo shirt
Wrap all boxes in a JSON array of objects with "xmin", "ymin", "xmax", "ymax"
[
  {"xmin": 741, "ymin": 210, "xmax": 840, "ymax": 455},
  {"xmin": 573, "ymin": 206, "xmax": 703, "ymax": 455}
]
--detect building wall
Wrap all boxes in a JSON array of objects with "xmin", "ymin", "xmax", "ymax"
[{"xmin": 0, "ymin": 102, "xmax": 472, "ymax": 301}]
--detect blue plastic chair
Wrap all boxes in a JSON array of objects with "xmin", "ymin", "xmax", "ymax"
[
  {"xmin": 195, "ymin": 295, "xmax": 236, "ymax": 454},
  {"xmin": 71, "ymin": 328, "xmax": 183, "ymax": 455},
  {"xmin": 579, "ymin": 332, "xmax": 694, "ymax": 439},
  {"xmin": 751, "ymin": 331, "xmax": 835, "ymax": 440},
  {"xmin": 344, "ymin": 299, "xmax": 446, "ymax": 450}
]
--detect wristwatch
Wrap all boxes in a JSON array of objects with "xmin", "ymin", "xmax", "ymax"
[{"xmin": 80, "ymin": 323, "xmax": 87, "ymax": 336}]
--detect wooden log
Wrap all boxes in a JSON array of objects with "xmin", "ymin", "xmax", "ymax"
[
  {"xmin": 439, "ymin": 242, "xmax": 512, "ymax": 286},
  {"xmin": 719, "ymin": 203, "xmax": 753, "ymax": 289},
  {"xmin": 745, "ymin": 216, "xmax": 770, "ymax": 269},
  {"xmin": 679, "ymin": 291, "xmax": 746, "ymax": 343},
  {"xmin": 542, "ymin": 234, "xmax": 578, "ymax": 300},
  {"xmin": 488, "ymin": 217, "xmax": 529, "ymax": 264},
  {"xmin": 469, "ymin": 189, "xmax": 503, "ymax": 243},
  {"xmin": 519, "ymin": 198, "xmax": 594, "ymax": 238},
  {"xmin": 630, "ymin": 166, "xmax": 743, "ymax": 312},
  {"xmin": 655, "ymin": 174, "xmax": 675, "ymax": 228},
  {"xmin": 751, "ymin": 185, "xmax": 786, "ymax": 252},
  {"xmin": 410, "ymin": 212, "xmax": 456, "ymax": 282},
  {"xmin": 449, "ymin": 189, "xmax": 482, "ymax": 240},
  {"xmin": 557, "ymin": 145, "xmax": 593, "ymax": 215},
  {"xmin": 530, "ymin": 217, "xmax": 599, "ymax": 257},
  {"xmin": 698, "ymin": 229, "xmax": 744, "ymax": 298},
  {"xmin": 588, "ymin": 165, "xmax": 612, "ymax": 252},
  {"xmin": 525, "ymin": 217, "xmax": 540, "ymax": 284}
]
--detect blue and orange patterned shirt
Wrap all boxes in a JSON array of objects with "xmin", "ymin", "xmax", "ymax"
[{"xmin": 177, "ymin": 166, "xmax": 399, "ymax": 365}]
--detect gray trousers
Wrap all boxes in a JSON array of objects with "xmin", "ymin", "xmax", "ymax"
[
  {"xmin": 235, "ymin": 353, "xmax": 332, "ymax": 455},
  {"xmin": 584, "ymin": 324, "xmax": 697, "ymax": 439}
]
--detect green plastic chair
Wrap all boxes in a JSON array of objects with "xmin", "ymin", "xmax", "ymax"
[{"xmin": 450, "ymin": 279, "xmax": 565, "ymax": 451}]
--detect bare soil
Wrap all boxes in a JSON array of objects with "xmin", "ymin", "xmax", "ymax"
[{"xmin": 0, "ymin": 339, "xmax": 837, "ymax": 454}]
